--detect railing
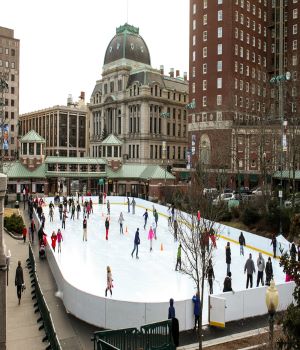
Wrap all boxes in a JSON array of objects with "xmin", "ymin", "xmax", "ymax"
[
  {"xmin": 27, "ymin": 243, "xmax": 61, "ymax": 350},
  {"xmin": 92, "ymin": 320, "xmax": 175, "ymax": 350}
]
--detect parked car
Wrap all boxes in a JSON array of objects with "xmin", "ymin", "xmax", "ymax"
[
  {"xmin": 203, "ymin": 188, "xmax": 218, "ymax": 199},
  {"xmin": 252, "ymin": 187, "xmax": 262, "ymax": 196},
  {"xmin": 213, "ymin": 193, "xmax": 235, "ymax": 205}
]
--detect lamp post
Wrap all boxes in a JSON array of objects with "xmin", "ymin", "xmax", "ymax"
[{"xmin": 265, "ymin": 280, "xmax": 279, "ymax": 350}]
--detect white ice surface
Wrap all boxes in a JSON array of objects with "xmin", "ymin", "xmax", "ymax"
[{"xmin": 43, "ymin": 201, "xmax": 286, "ymax": 305}]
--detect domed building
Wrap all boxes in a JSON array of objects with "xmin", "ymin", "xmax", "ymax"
[{"xmin": 89, "ymin": 24, "xmax": 189, "ymax": 175}]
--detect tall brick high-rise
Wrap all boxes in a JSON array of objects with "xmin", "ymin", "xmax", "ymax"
[
  {"xmin": 189, "ymin": 0, "xmax": 300, "ymax": 189},
  {"xmin": 0, "ymin": 26, "xmax": 20, "ymax": 160}
]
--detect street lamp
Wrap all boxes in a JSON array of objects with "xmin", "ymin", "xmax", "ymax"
[{"xmin": 265, "ymin": 279, "xmax": 279, "ymax": 350}]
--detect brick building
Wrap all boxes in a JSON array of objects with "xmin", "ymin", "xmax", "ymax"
[{"xmin": 189, "ymin": 0, "xmax": 300, "ymax": 190}]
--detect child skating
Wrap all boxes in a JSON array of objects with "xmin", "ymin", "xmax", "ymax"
[
  {"xmin": 105, "ymin": 266, "xmax": 113, "ymax": 297},
  {"xmin": 148, "ymin": 225, "xmax": 155, "ymax": 252},
  {"xmin": 118, "ymin": 212, "xmax": 124, "ymax": 234},
  {"xmin": 57, "ymin": 229, "xmax": 63, "ymax": 253}
]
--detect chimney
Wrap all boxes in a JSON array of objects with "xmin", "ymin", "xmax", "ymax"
[
  {"xmin": 169, "ymin": 68, "xmax": 174, "ymax": 78},
  {"xmin": 176, "ymin": 70, "xmax": 180, "ymax": 77},
  {"xmin": 160, "ymin": 65, "xmax": 164, "ymax": 75},
  {"xmin": 79, "ymin": 91, "xmax": 85, "ymax": 100},
  {"xmin": 183, "ymin": 72, "xmax": 187, "ymax": 81}
]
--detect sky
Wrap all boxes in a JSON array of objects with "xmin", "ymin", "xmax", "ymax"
[{"xmin": 1, "ymin": 0, "xmax": 189, "ymax": 114}]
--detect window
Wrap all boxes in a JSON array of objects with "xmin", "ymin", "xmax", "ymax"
[
  {"xmin": 293, "ymin": 24, "xmax": 298, "ymax": 35},
  {"xmin": 293, "ymin": 8, "xmax": 298, "ymax": 19},
  {"xmin": 192, "ymin": 82, "xmax": 196, "ymax": 93},
  {"xmin": 218, "ymin": 0, "xmax": 223, "ymax": 3},
  {"xmin": 193, "ymin": 51, "xmax": 196, "ymax": 61},
  {"xmin": 203, "ymin": 14, "xmax": 207, "ymax": 25},
  {"xmin": 203, "ymin": 80, "xmax": 207, "ymax": 90},
  {"xmin": 203, "ymin": 63, "xmax": 207, "ymax": 74},
  {"xmin": 193, "ymin": 35, "xmax": 196, "ymax": 46},
  {"xmin": 193, "ymin": 3, "xmax": 196, "ymax": 14},
  {"xmin": 203, "ymin": 31, "xmax": 207, "ymax": 41},
  {"xmin": 193, "ymin": 19, "xmax": 196, "ymax": 30},
  {"xmin": 203, "ymin": 0, "xmax": 207, "ymax": 8},
  {"xmin": 192, "ymin": 66, "xmax": 195, "ymax": 77},
  {"xmin": 203, "ymin": 47, "xmax": 207, "ymax": 57},
  {"xmin": 217, "ymin": 44, "xmax": 222, "ymax": 54},
  {"xmin": 217, "ymin": 78, "xmax": 222, "ymax": 89},
  {"xmin": 292, "ymin": 55, "xmax": 298, "ymax": 66},
  {"xmin": 218, "ymin": 10, "xmax": 223, "ymax": 21},
  {"xmin": 217, "ymin": 95, "xmax": 222, "ymax": 105},
  {"xmin": 217, "ymin": 60, "xmax": 222, "ymax": 72},
  {"xmin": 202, "ymin": 96, "xmax": 207, "ymax": 107},
  {"xmin": 293, "ymin": 40, "xmax": 297, "ymax": 50},
  {"xmin": 217, "ymin": 27, "xmax": 223, "ymax": 38}
]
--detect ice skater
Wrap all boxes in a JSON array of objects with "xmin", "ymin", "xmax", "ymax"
[
  {"xmin": 131, "ymin": 198, "xmax": 136, "ymax": 214},
  {"xmin": 173, "ymin": 219, "xmax": 178, "ymax": 241},
  {"xmin": 206, "ymin": 259, "xmax": 215, "ymax": 294},
  {"xmin": 107, "ymin": 200, "xmax": 110, "ymax": 216},
  {"xmin": 57, "ymin": 229, "xmax": 63, "ymax": 253},
  {"xmin": 239, "ymin": 231, "xmax": 246, "ymax": 256},
  {"xmin": 271, "ymin": 235, "xmax": 277, "ymax": 258},
  {"xmin": 175, "ymin": 243, "xmax": 182, "ymax": 271},
  {"xmin": 118, "ymin": 212, "xmax": 124, "ymax": 234},
  {"xmin": 105, "ymin": 217, "xmax": 110, "ymax": 240},
  {"xmin": 223, "ymin": 272, "xmax": 233, "ymax": 292},
  {"xmin": 256, "ymin": 252, "xmax": 265, "ymax": 287},
  {"xmin": 154, "ymin": 209, "xmax": 158, "ymax": 227},
  {"xmin": 51, "ymin": 231, "xmax": 57, "ymax": 252},
  {"xmin": 148, "ymin": 225, "xmax": 155, "ymax": 252},
  {"xmin": 152, "ymin": 221, "xmax": 157, "ymax": 240},
  {"xmin": 49, "ymin": 206, "xmax": 54, "ymax": 222},
  {"xmin": 127, "ymin": 197, "xmax": 130, "ymax": 213},
  {"xmin": 76, "ymin": 202, "xmax": 81, "ymax": 219},
  {"xmin": 70, "ymin": 204, "xmax": 75, "ymax": 220},
  {"xmin": 83, "ymin": 216, "xmax": 87, "ymax": 241},
  {"xmin": 131, "ymin": 228, "xmax": 140, "ymax": 259},
  {"xmin": 244, "ymin": 253, "xmax": 255, "ymax": 288},
  {"xmin": 265, "ymin": 257, "xmax": 273, "ymax": 286},
  {"xmin": 143, "ymin": 209, "xmax": 148, "ymax": 229},
  {"xmin": 62, "ymin": 210, "xmax": 67, "ymax": 229},
  {"xmin": 225, "ymin": 242, "xmax": 231, "ymax": 275},
  {"xmin": 105, "ymin": 266, "xmax": 113, "ymax": 297}
]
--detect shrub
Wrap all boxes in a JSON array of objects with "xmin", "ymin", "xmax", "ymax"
[
  {"xmin": 219, "ymin": 210, "xmax": 232, "ymax": 222},
  {"xmin": 231, "ymin": 206, "xmax": 240, "ymax": 219},
  {"xmin": 241, "ymin": 207, "xmax": 261, "ymax": 226},
  {"xmin": 4, "ymin": 214, "xmax": 24, "ymax": 235}
]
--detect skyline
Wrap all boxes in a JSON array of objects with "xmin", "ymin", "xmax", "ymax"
[{"xmin": 1, "ymin": 0, "xmax": 189, "ymax": 114}]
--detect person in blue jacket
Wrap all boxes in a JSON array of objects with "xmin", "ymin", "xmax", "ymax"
[
  {"xmin": 192, "ymin": 292, "xmax": 201, "ymax": 330},
  {"xmin": 168, "ymin": 298, "xmax": 175, "ymax": 319},
  {"xmin": 143, "ymin": 209, "xmax": 149, "ymax": 229}
]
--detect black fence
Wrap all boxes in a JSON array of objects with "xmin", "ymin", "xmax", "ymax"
[{"xmin": 27, "ymin": 244, "xmax": 61, "ymax": 350}]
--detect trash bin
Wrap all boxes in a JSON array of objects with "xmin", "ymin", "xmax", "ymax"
[
  {"xmin": 16, "ymin": 193, "xmax": 21, "ymax": 202},
  {"xmin": 15, "ymin": 201, "xmax": 19, "ymax": 209}
]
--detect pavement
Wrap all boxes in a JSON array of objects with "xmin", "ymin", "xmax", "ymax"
[{"xmin": 5, "ymin": 202, "xmax": 272, "ymax": 349}]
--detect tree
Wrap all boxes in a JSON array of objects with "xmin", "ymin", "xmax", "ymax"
[
  {"xmin": 172, "ymin": 162, "xmax": 224, "ymax": 350},
  {"xmin": 100, "ymin": 124, "xmax": 108, "ymax": 141}
]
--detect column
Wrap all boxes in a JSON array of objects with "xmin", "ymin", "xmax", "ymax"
[{"xmin": 0, "ymin": 174, "xmax": 8, "ymax": 349}]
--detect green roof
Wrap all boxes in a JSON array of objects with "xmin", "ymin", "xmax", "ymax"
[
  {"xmin": 106, "ymin": 164, "xmax": 175, "ymax": 180},
  {"xmin": 273, "ymin": 170, "xmax": 300, "ymax": 180},
  {"xmin": 20, "ymin": 130, "xmax": 45, "ymax": 143},
  {"xmin": 3, "ymin": 162, "xmax": 46, "ymax": 179},
  {"xmin": 45, "ymin": 156, "xmax": 107, "ymax": 165},
  {"xmin": 46, "ymin": 171, "xmax": 105, "ymax": 178},
  {"xmin": 101, "ymin": 134, "xmax": 123, "ymax": 146}
]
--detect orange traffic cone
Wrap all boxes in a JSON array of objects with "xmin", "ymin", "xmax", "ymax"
[{"xmin": 160, "ymin": 243, "xmax": 164, "ymax": 251}]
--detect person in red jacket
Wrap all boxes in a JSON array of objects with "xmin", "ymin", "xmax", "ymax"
[
  {"xmin": 51, "ymin": 231, "xmax": 57, "ymax": 252},
  {"xmin": 22, "ymin": 226, "xmax": 27, "ymax": 243}
]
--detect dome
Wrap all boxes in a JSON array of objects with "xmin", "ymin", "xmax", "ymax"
[{"xmin": 104, "ymin": 24, "xmax": 151, "ymax": 66}]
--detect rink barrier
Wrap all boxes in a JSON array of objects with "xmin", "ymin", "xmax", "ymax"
[
  {"xmin": 40, "ymin": 196, "xmax": 291, "ymax": 331},
  {"xmin": 28, "ymin": 243, "xmax": 62, "ymax": 350}
]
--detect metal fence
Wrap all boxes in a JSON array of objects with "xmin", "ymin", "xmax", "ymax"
[
  {"xmin": 27, "ymin": 243, "xmax": 61, "ymax": 350},
  {"xmin": 92, "ymin": 320, "xmax": 175, "ymax": 350}
]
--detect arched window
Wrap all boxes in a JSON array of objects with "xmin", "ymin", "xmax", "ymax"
[{"xmin": 199, "ymin": 134, "xmax": 211, "ymax": 165}]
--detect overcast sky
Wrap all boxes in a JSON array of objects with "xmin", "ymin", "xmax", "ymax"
[{"xmin": 1, "ymin": 0, "xmax": 189, "ymax": 114}]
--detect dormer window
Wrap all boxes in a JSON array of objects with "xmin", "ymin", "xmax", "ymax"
[{"xmin": 29, "ymin": 143, "xmax": 34, "ymax": 155}]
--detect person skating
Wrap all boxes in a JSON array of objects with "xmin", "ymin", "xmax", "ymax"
[
  {"xmin": 57, "ymin": 229, "xmax": 63, "ymax": 253},
  {"xmin": 244, "ymin": 253, "xmax": 256, "ymax": 288},
  {"xmin": 70, "ymin": 204, "xmax": 75, "ymax": 220},
  {"xmin": 83, "ymin": 216, "xmax": 87, "ymax": 241},
  {"xmin": 107, "ymin": 200, "xmax": 110, "ymax": 216},
  {"xmin": 148, "ymin": 225, "xmax": 155, "ymax": 252},
  {"xmin": 51, "ymin": 231, "xmax": 57, "ymax": 252},
  {"xmin": 131, "ymin": 228, "xmax": 140, "ymax": 258},
  {"xmin": 192, "ymin": 292, "xmax": 200, "ymax": 330},
  {"xmin": 206, "ymin": 259, "xmax": 215, "ymax": 294},
  {"xmin": 127, "ymin": 197, "xmax": 130, "ymax": 213},
  {"xmin": 271, "ymin": 235, "xmax": 277, "ymax": 258},
  {"xmin": 105, "ymin": 217, "xmax": 110, "ymax": 240},
  {"xmin": 223, "ymin": 272, "xmax": 233, "ymax": 292},
  {"xmin": 58, "ymin": 202, "xmax": 63, "ymax": 220},
  {"xmin": 173, "ymin": 219, "xmax": 178, "ymax": 242},
  {"xmin": 290, "ymin": 242, "xmax": 297, "ymax": 260},
  {"xmin": 239, "ymin": 231, "xmax": 246, "ymax": 256},
  {"xmin": 256, "ymin": 252, "xmax": 265, "ymax": 287},
  {"xmin": 265, "ymin": 257, "xmax": 273, "ymax": 286},
  {"xmin": 143, "ymin": 209, "xmax": 148, "ymax": 229},
  {"xmin": 131, "ymin": 198, "xmax": 136, "ymax": 214},
  {"xmin": 225, "ymin": 242, "xmax": 231, "ymax": 275},
  {"xmin": 15, "ymin": 261, "xmax": 24, "ymax": 305},
  {"xmin": 62, "ymin": 210, "xmax": 67, "ymax": 229},
  {"xmin": 76, "ymin": 202, "xmax": 81, "ymax": 219},
  {"xmin": 118, "ymin": 212, "xmax": 124, "ymax": 234},
  {"xmin": 175, "ymin": 243, "xmax": 182, "ymax": 271},
  {"xmin": 105, "ymin": 266, "xmax": 113, "ymax": 297},
  {"xmin": 154, "ymin": 209, "xmax": 158, "ymax": 227},
  {"xmin": 49, "ymin": 206, "xmax": 54, "ymax": 222},
  {"xmin": 168, "ymin": 298, "xmax": 175, "ymax": 319}
]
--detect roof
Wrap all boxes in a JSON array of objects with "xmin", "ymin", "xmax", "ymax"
[
  {"xmin": 3, "ymin": 162, "xmax": 46, "ymax": 179},
  {"xmin": 273, "ymin": 170, "xmax": 300, "ymax": 180},
  {"xmin": 45, "ymin": 171, "xmax": 105, "ymax": 179},
  {"xmin": 106, "ymin": 164, "xmax": 175, "ymax": 180},
  {"xmin": 101, "ymin": 134, "xmax": 123, "ymax": 145},
  {"xmin": 20, "ymin": 130, "xmax": 45, "ymax": 143},
  {"xmin": 45, "ymin": 157, "xmax": 107, "ymax": 165}
]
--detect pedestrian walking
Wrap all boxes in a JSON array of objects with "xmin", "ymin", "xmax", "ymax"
[
  {"xmin": 168, "ymin": 298, "xmax": 175, "ymax": 319},
  {"xmin": 51, "ymin": 231, "xmax": 57, "ymax": 252},
  {"xmin": 30, "ymin": 219, "xmax": 36, "ymax": 243},
  {"xmin": 83, "ymin": 216, "xmax": 87, "ymax": 241},
  {"xmin": 192, "ymin": 292, "xmax": 200, "ymax": 330},
  {"xmin": 148, "ymin": 225, "xmax": 155, "ymax": 252},
  {"xmin": 57, "ymin": 229, "xmax": 63, "ymax": 253},
  {"xmin": 131, "ymin": 198, "xmax": 136, "ymax": 214},
  {"xmin": 127, "ymin": 197, "xmax": 130, "ymax": 213},
  {"xmin": 225, "ymin": 242, "xmax": 231, "ymax": 274},
  {"xmin": 105, "ymin": 217, "xmax": 110, "ymax": 240},
  {"xmin": 105, "ymin": 266, "xmax": 113, "ymax": 297},
  {"xmin": 206, "ymin": 259, "xmax": 215, "ymax": 294},
  {"xmin": 173, "ymin": 219, "xmax": 178, "ymax": 242},
  {"xmin": 118, "ymin": 212, "xmax": 124, "ymax": 234},
  {"xmin": 271, "ymin": 236, "xmax": 277, "ymax": 258},
  {"xmin": 265, "ymin": 257, "xmax": 273, "ymax": 286},
  {"xmin": 239, "ymin": 231, "xmax": 246, "ymax": 256},
  {"xmin": 15, "ymin": 261, "xmax": 24, "ymax": 305},
  {"xmin": 143, "ymin": 209, "xmax": 148, "ymax": 229},
  {"xmin": 256, "ymin": 252, "xmax": 265, "ymax": 287},
  {"xmin": 223, "ymin": 272, "xmax": 233, "ymax": 292},
  {"xmin": 22, "ymin": 226, "xmax": 27, "ymax": 243},
  {"xmin": 131, "ymin": 228, "xmax": 140, "ymax": 258},
  {"xmin": 175, "ymin": 243, "xmax": 182, "ymax": 271},
  {"xmin": 290, "ymin": 242, "xmax": 297, "ymax": 260},
  {"xmin": 244, "ymin": 253, "xmax": 256, "ymax": 288}
]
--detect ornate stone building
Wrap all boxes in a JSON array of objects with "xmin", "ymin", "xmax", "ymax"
[{"xmin": 89, "ymin": 24, "xmax": 189, "ymax": 172}]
